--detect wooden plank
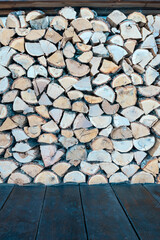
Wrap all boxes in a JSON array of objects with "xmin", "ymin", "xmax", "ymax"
[
  {"xmin": 0, "ymin": 184, "xmax": 13, "ymax": 210},
  {"xmin": 0, "ymin": 1, "xmax": 159, "ymax": 15},
  {"xmin": 112, "ymin": 184, "xmax": 160, "ymax": 240},
  {"xmin": 80, "ymin": 184, "xmax": 138, "ymax": 240},
  {"xmin": 144, "ymin": 184, "xmax": 160, "ymax": 203},
  {"xmin": 37, "ymin": 184, "xmax": 87, "ymax": 240},
  {"xmin": 0, "ymin": 185, "xmax": 45, "ymax": 240}
]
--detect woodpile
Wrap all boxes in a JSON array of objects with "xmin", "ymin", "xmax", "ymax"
[{"xmin": 0, "ymin": 7, "xmax": 160, "ymax": 185}]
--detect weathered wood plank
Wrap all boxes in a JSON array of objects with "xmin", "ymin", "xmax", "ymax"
[
  {"xmin": 112, "ymin": 184, "xmax": 160, "ymax": 240},
  {"xmin": 0, "ymin": 184, "xmax": 13, "ymax": 210},
  {"xmin": 144, "ymin": 184, "xmax": 160, "ymax": 203},
  {"xmin": 37, "ymin": 184, "xmax": 87, "ymax": 240},
  {"xmin": 0, "ymin": 185, "xmax": 45, "ymax": 240},
  {"xmin": 80, "ymin": 184, "xmax": 138, "ymax": 240}
]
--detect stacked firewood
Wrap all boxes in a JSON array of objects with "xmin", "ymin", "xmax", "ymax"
[{"xmin": 0, "ymin": 7, "xmax": 160, "ymax": 185}]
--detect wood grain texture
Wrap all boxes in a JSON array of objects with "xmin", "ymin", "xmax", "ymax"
[
  {"xmin": 80, "ymin": 184, "xmax": 138, "ymax": 240},
  {"xmin": 112, "ymin": 184, "xmax": 160, "ymax": 240},
  {"xmin": 144, "ymin": 184, "xmax": 160, "ymax": 203},
  {"xmin": 37, "ymin": 184, "xmax": 87, "ymax": 240},
  {"xmin": 0, "ymin": 184, "xmax": 13, "ymax": 210},
  {"xmin": 0, "ymin": 185, "xmax": 45, "ymax": 240}
]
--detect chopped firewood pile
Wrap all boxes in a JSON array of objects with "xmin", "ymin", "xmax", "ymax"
[{"xmin": 0, "ymin": 7, "xmax": 160, "ymax": 185}]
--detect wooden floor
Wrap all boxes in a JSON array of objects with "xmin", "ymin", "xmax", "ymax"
[{"xmin": 0, "ymin": 184, "xmax": 159, "ymax": 240}]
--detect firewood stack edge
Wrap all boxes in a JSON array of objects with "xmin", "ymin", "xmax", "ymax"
[{"xmin": 0, "ymin": 7, "xmax": 160, "ymax": 185}]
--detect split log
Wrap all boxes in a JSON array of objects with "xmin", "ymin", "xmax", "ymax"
[
  {"xmin": 132, "ymin": 49, "xmax": 153, "ymax": 68},
  {"xmin": 38, "ymin": 133, "xmax": 57, "ymax": 144},
  {"xmin": 107, "ymin": 10, "xmax": 126, "ymax": 26},
  {"xmin": 58, "ymin": 76, "xmax": 78, "ymax": 92},
  {"xmin": 100, "ymin": 59, "xmax": 120, "ymax": 74},
  {"xmin": 93, "ymin": 44, "xmax": 109, "ymax": 57},
  {"xmin": 78, "ymin": 51, "xmax": 93, "ymax": 63},
  {"xmin": 134, "ymin": 151, "xmax": 147, "ymax": 165},
  {"xmin": 111, "ymin": 126, "xmax": 132, "ymax": 139},
  {"xmin": 49, "ymin": 108, "xmax": 63, "ymax": 124},
  {"xmin": 100, "ymin": 162, "xmax": 119, "ymax": 178},
  {"xmin": 74, "ymin": 76, "xmax": 92, "ymax": 91},
  {"xmin": 124, "ymin": 39, "xmax": 136, "ymax": 54},
  {"xmin": 21, "ymin": 89, "xmax": 37, "ymax": 104},
  {"xmin": 35, "ymin": 105, "xmax": 50, "ymax": 119},
  {"xmin": 74, "ymin": 128, "xmax": 98, "ymax": 143},
  {"xmin": 94, "ymin": 85, "xmax": 115, "ymax": 103},
  {"xmin": 91, "ymin": 136, "xmax": 113, "ymax": 151},
  {"xmin": 89, "ymin": 57, "xmax": 102, "ymax": 76},
  {"xmin": 40, "ymin": 40, "xmax": 57, "ymax": 56},
  {"xmin": 47, "ymin": 82, "xmax": 64, "ymax": 100},
  {"xmin": 80, "ymin": 8, "xmax": 94, "ymax": 19},
  {"xmin": 88, "ymin": 174, "xmax": 108, "ymax": 185},
  {"xmin": 0, "ymin": 46, "xmax": 16, "ymax": 67},
  {"xmin": 72, "ymin": 101, "xmax": 88, "ymax": 113},
  {"xmin": 141, "ymin": 34, "xmax": 158, "ymax": 55},
  {"xmin": 0, "ymin": 160, "xmax": 17, "ymax": 179},
  {"xmin": 133, "ymin": 136, "xmax": 155, "ymax": 151},
  {"xmin": 71, "ymin": 18, "xmax": 92, "ymax": 32},
  {"xmin": 0, "ymin": 104, "xmax": 7, "ymax": 119},
  {"xmin": 8, "ymin": 172, "xmax": 31, "ymax": 185},
  {"xmin": 120, "ymin": 20, "xmax": 141, "ymax": 40},
  {"xmin": 63, "ymin": 41, "xmax": 75, "ymax": 58},
  {"xmin": 47, "ymin": 50, "xmax": 65, "ymax": 68},
  {"xmin": 63, "ymin": 171, "xmax": 85, "ymax": 183},
  {"xmin": 131, "ymin": 171, "xmax": 154, "ymax": 183},
  {"xmin": 91, "ymin": 31, "xmax": 107, "ymax": 44},
  {"xmin": 26, "ymin": 10, "xmax": 45, "ymax": 22},
  {"xmin": 12, "ymin": 128, "xmax": 29, "ymax": 141},
  {"xmin": 9, "ymin": 64, "xmax": 26, "ymax": 78},
  {"xmin": 0, "ymin": 133, "xmax": 12, "ymax": 148},
  {"xmin": 130, "ymin": 73, "xmax": 143, "ymax": 85},
  {"xmin": 121, "ymin": 106, "xmax": 144, "ymax": 122},
  {"xmin": 73, "ymin": 113, "xmax": 92, "ymax": 130},
  {"xmin": 27, "ymin": 65, "xmax": 47, "ymax": 78},
  {"xmin": 50, "ymin": 16, "xmax": 68, "ymax": 31},
  {"xmin": 27, "ymin": 114, "xmax": 46, "ymax": 127},
  {"xmin": 51, "ymin": 162, "xmax": 71, "ymax": 177},
  {"xmin": 6, "ymin": 13, "xmax": 20, "ymax": 28},
  {"xmin": 42, "ymin": 120, "xmax": 59, "ymax": 133},
  {"xmin": 66, "ymin": 145, "xmax": 87, "ymax": 166},
  {"xmin": 89, "ymin": 116, "xmax": 111, "ymax": 129},
  {"xmin": 0, "ymin": 77, "xmax": 9, "ymax": 93},
  {"xmin": 0, "ymin": 66, "xmax": 10, "ymax": 78},
  {"xmin": 38, "ymin": 56, "xmax": 47, "ymax": 67},
  {"xmin": 59, "ymin": 136, "xmax": 78, "ymax": 149},
  {"xmin": 122, "ymin": 164, "xmax": 139, "ymax": 178},
  {"xmin": 11, "ymin": 114, "xmax": 26, "ymax": 127},
  {"xmin": 144, "ymin": 66, "xmax": 159, "ymax": 85},
  {"xmin": 12, "ymin": 77, "xmax": 32, "ymax": 90},
  {"xmin": 45, "ymin": 27, "xmax": 62, "ymax": 44},
  {"xmin": 139, "ymin": 98, "xmax": 160, "ymax": 114},
  {"xmin": 61, "ymin": 129, "xmax": 73, "ymax": 138},
  {"xmin": 99, "ymin": 125, "xmax": 113, "ymax": 137},
  {"xmin": 48, "ymin": 66, "xmax": 63, "ymax": 78},
  {"xmin": 24, "ymin": 125, "xmax": 41, "ymax": 138},
  {"xmin": 21, "ymin": 163, "xmax": 43, "ymax": 178},
  {"xmin": 89, "ymin": 104, "xmax": 103, "ymax": 117},
  {"xmin": 92, "ymin": 73, "xmax": 110, "ymax": 85},
  {"xmin": 109, "ymin": 34, "xmax": 124, "ymax": 46},
  {"xmin": 152, "ymin": 121, "xmax": 160, "ymax": 136},
  {"xmin": 128, "ymin": 11, "xmax": 146, "ymax": 24},
  {"xmin": 59, "ymin": 7, "xmax": 76, "ymax": 20},
  {"xmin": 33, "ymin": 78, "xmax": 50, "ymax": 96},
  {"xmin": 102, "ymin": 100, "xmax": 119, "ymax": 115},
  {"xmin": 116, "ymin": 85, "xmax": 137, "ymax": 108},
  {"xmin": 34, "ymin": 171, "xmax": 59, "ymax": 185},
  {"xmin": 141, "ymin": 158, "xmax": 159, "ymax": 176},
  {"xmin": 0, "ymin": 117, "xmax": 17, "ymax": 131},
  {"xmin": 66, "ymin": 59, "xmax": 90, "ymax": 77},
  {"xmin": 10, "ymin": 37, "xmax": 25, "ymax": 52},
  {"xmin": 84, "ymin": 95, "xmax": 102, "ymax": 104},
  {"xmin": 15, "ymin": 27, "xmax": 31, "ymax": 36},
  {"xmin": 0, "ymin": 28, "xmax": 15, "ymax": 46},
  {"xmin": 87, "ymin": 150, "xmax": 111, "ymax": 162},
  {"xmin": 67, "ymin": 90, "xmax": 83, "ymax": 100},
  {"xmin": 25, "ymin": 29, "xmax": 45, "ymax": 41},
  {"xmin": 149, "ymin": 138, "xmax": 160, "ymax": 157},
  {"xmin": 138, "ymin": 86, "xmax": 160, "ymax": 97},
  {"xmin": 91, "ymin": 20, "xmax": 110, "ymax": 32},
  {"xmin": 13, "ymin": 53, "xmax": 35, "ymax": 70},
  {"xmin": 112, "ymin": 150, "xmax": 133, "ymax": 166},
  {"xmin": 112, "ymin": 140, "xmax": 133, "ymax": 152},
  {"xmin": 113, "ymin": 114, "xmax": 130, "ymax": 128},
  {"xmin": 25, "ymin": 42, "xmax": 43, "ymax": 56},
  {"xmin": 111, "ymin": 74, "xmax": 131, "ymax": 88},
  {"xmin": 140, "ymin": 115, "xmax": 158, "ymax": 128},
  {"xmin": 131, "ymin": 122, "xmax": 150, "ymax": 139},
  {"xmin": 109, "ymin": 172, "xmax": 128, "ymax": 183},
  {"xmin": 53, "ymin": 96, "xmax": 71, "ymax": 109},
  {"xmin": 107, "ymin": 45, "xmax": 127, "ymax": 64},
  {"xmin": 60, "ymin": 111, "xmax": 76, "ymax": 129}
]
